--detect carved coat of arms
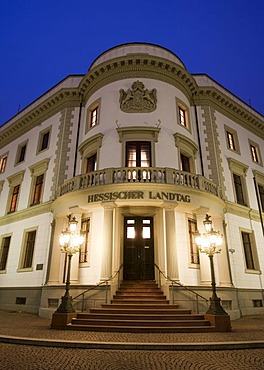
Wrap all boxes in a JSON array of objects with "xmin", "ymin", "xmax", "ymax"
[{"xmin": 119, "ymin": 81, "xmax": 157, "ymax": 113}]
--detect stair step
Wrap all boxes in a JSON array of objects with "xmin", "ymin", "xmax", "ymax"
[
  {"xmin": 67, "ymin": 324, "xmax": 216, "ymax": 333},
  {"xmin": 72, "ymin": 318, "xmax": 211, "ymax": 327},
  {"xmin": 76, "ymin": 313, "xmax": 205, "ymax": 321},
  {"xmin": 90, "ymin": 308, "xmax": 192, "ymax": 315},
  {"xmin": 110, "ymin": 300, "xmax": 170, "ymax": 305},
  {"xmin": 113, "ymin": 294, "xmax": 166, "ymax": 299}
]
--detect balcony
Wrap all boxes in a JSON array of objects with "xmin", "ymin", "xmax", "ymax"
[{"xmin": 58, "ymin": 167, "xmax": 223, "ymax": 200}]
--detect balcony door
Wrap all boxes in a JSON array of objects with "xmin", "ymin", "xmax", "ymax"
[{"xmin": 123, "ymin": 216, "xmax": 154, "ymax": 280}]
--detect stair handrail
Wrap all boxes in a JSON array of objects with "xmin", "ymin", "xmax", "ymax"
[
  {"xmin": 154, "ymin": 263, "xmax": 208, "ymax": 313},
  {"xmin": 72, "ymin": 263, "xmax": 123, "ymax": 312}
]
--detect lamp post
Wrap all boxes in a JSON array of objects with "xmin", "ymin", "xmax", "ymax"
[
  {"xmin": 55, "ymin": 215, "xmax": 84, "ymax": 314},
  {"xmin": 194, "ymin": 214, "xmax": 228, "ymax": 316}
]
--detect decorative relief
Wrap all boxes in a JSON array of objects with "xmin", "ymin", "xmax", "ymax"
[{"xmin": 119, "ymin": 81, "xmax": 157, "ymax": 113}]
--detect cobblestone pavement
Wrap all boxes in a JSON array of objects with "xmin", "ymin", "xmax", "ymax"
[{"xmin": 0, "ymin": 311, "xmax": 264, "ymax": 369}]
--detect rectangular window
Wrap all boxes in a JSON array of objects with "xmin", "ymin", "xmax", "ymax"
[
  {"xmin": 9, "ymin": 184, "xmax": 20, "ymax": 213},
  {"xmin": 90, "ymin": 107, "xmax": 98, "ymax": 127},
  {"xmin": 22, "ymin": 230, "xmax": 36, "ymax": 269},
  {"xmin": 227, "ymin": 132, "xmax": 235, "ymax": 151},
  {"xmin": 233, "ymin": 174, "xmax": 246, "ymax": 206},
  {"xmin": 126, "ymin": 142, "xmax": 151, "ymax": 168},
  {"xmin": 0, "ymin": 155, "xmax": 7, "ymax": 173},
  {"xmin": 0, "ymin": 236, "xmax": 11, "ymax": 270},
  {"xmin": 16, "ymin": 143, "xmax": 27, "ymax": 164},
  {"xmin": 79, "ymin": 218, "xmax": 90, "ymax": 263},
  {"xmin": 180, "ymin": 153, "xmax": 190, "ymax": 172},
  {"xmin": 258, "ymin": 185, "xmax": 264, "ymax": 212},
  {"xmin": 86, "ymin": 153, "xmax": 97, "ymax": 173},
  {"xmin": 250, "ymin": 145, "xmax": 259, "ymax": 163},
  {"xmin": 241, "ymin": 231, "xmax": 256, "ymax": 270},
  {"xmin": 31, "ymin": 174, "xmax": 44, "ymax": 205},
  {"xmin": 179, "ymin": 107, "xmax": 187, "ymax": 127},
  {"xmin": 41, "ymin": 131, "xmax": 50, "ymax": 151},
  {"xmin": 188, "ymin": 219, "xmax": 199, "ymax": 264}
]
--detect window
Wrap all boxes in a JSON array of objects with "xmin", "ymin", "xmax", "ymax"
[
  {"xmin": 174, "ymin": 133, "xmax": 198, "ymax": 173},
  {"xmin": 241, "ymin": 231, "xmax": 258, "ymax": 271},
  {"xmin": 227, "ymin": 132, "xmax": 235, "ymax": 151},
  {"xmin": 79, "ymin": 218, "xmax": 90, "ymax": 263},
  {"xmin": 31, "ymin": 174, "xmax": 44, "ymax": 205},
  {"xmin": 86, "ymin": 153, "xmax": 97, "ymax": 173},
  {"xmin": 79, "ymin": 133, "xmax": 103, "ymax": 174},
  {"xmin": 29, "ymin": 159, "xmax": 49, "ymax": 206},
  {"xmin": 249, "ymin": 140, "xmax": 262, "ymax": 166},
  {"xmin": 225, "ymin": 126, "xmax": 240, "ymax": 154},
  {"xmin": 176, "ymin": 99, "xmax": 190, "ymax": 131},
  {"xmin": 86, "ymin": 99, "xmax": 101, "ymax": 132},
  {"xmin": 9, "ymin": 185, "xmax": 20, "ymax": 213},
  {"xmin": 7, "ymin": 171, "xmax": 24, "ymax": 214},
  {"xmin": 16, "ymin": 142, "xmax": 27, "ymax": 164},
  {"xmin": 126, "ymin": 142, "xmax": 151, "ymax": 168},
  {"xmin": 37, "ymin": 128, "xmax": 51, "ymax": 154},
  {"xmin": 180, "ymin": 153, "xmax": 191, "ymax": 172},
  {"xmin": 0, "ymin": 154, "xmax": 8, "ymax": 173},
  {"xmin": 227, "ymin": 158, "xmax": 249, "ymax": 207},
  {"xmin": 233, "ymin": 174, "xmax": 246, "ymax": 206},
  {"xmin": 20, "ymin": 230, "xmax": 36, "ymax": 269},
  {"xmin": 188, "ymin": 219, "xmax": 199, "ymax": 264},
  {"xmin": 0, "ymin": 236, "xmax": 11, "ymax": 271}
]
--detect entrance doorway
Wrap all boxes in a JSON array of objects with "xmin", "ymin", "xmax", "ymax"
[{"xmin": 123, "ymin": 216, "xmax": 154, "ymax": 280}]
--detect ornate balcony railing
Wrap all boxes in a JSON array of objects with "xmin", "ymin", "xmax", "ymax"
[{"xmin": 58, "ymin": 167, "xmax": 222, "ymax": 199}]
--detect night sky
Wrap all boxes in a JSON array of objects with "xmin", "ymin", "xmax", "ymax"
[{"xmin": 1, "ymin": 0, "xmax": 263, "ymax": 126}]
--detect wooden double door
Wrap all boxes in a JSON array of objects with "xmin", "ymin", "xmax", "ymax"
[{"xmin": 123, "ymin": 216, "xmax": 154, "ymax": 280}]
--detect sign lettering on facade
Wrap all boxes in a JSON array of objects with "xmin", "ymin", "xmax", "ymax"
[{"xmin": 88, "ymin": 191, "xmax": 190, "ymax": 203}]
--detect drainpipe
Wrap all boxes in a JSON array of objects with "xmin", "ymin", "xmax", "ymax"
[
  {"xmin": 73, "ymin": 93, "xmax": 83, "ymax": 177},
  {"xmin": 194, "ymin": 105, "xmax": 204, "ymax": 177},
  {"xmin": 253, "ymin": 176, "xmax": 264, "ymax": 236}
]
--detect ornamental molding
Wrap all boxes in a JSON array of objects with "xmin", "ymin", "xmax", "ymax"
[{"xmin": 119, "ymin": 81, "xmax": 157, "ymax": 113}]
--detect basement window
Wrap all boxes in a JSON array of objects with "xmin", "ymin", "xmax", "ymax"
[
  {"xmin": 253, "ymin": 299, "xmax": 263, "ymax": 308},
  {"xmin": 16, "ymin": 297, "xmax": 26, "ymax": 305}
]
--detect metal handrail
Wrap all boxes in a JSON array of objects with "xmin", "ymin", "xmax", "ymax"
[
  {"xmin": 72, "ymin": 264, "xmax": 123, "ymax": 312},
  {"xmin": 154, "ymin": 263, "xmax": 208, "ymax": 313}
]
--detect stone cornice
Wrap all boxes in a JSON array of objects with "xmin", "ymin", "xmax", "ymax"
[
  {"xmin": 193, "ymin": 87, "xmax": 264, "ymax": 138},
  {"xmin": 0, "ymin": 89, "xmax": 80, "ymax": 149},
  {"xmin": 0, "ymin": 201, "xmax": 52, "ymax": 226},
  {"xmin": 78, "ymin": 55, "xmax": 198, "ymax": 104},
  {"xmin": 225, "ymin": 200, "xmax": 260, "ymax": 221}
]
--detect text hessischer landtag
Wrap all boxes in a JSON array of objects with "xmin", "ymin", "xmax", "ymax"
[{"xmin": 88, "ymin": 191, "xmax": 190, "ymax": 203}]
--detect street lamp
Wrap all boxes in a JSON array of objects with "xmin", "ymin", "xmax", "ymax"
[
  {"xmin": 55, "ymin": 215, "xmax": 84, "ymax": 313},
  {"xmin": 194, "ymin": 214, "xmax": 228, "ymax": 315}
]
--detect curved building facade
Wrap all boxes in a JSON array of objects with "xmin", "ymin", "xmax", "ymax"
[{"xmin": 0, "ymin": 43, "xmax": 263, "ymax": 320}]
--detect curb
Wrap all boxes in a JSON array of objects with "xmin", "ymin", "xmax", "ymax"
[{"xmin": 1, "ymin": 335, "xmax": 264, "ymax": 351}]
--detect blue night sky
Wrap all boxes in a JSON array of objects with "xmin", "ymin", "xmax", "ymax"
[{"xmin": 0, "ymin": 0, "xmax": 263, "ymax": 125}]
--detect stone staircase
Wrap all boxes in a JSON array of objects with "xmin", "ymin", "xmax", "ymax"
[{"xmin": 67, "ymin": 280, "xmax": 215, "ymax": 332}]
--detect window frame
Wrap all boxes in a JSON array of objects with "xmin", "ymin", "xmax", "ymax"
[
  {"xmin": 174, "ymin": 133, "xmax": 198, "ymax": 173},
  {"xmin": 227, "ymin": 158, "xmax": 249, "ymax": 207},
  {"xmin": 28, "ymin": 159, "xmax": 49, "ymax": 206},
  {"xmin": 248, "ymin": 139, "xmax": 263, "ymax": 166},
  {"xmin": 0, "ymin": 153, "xmax": 8, "ymax": 174},
  {"xmin": 6, "ymin": 171, "xmax": 25, "ymax": 214},
  {"xmin": 176, "ymin": 99, "xmax": 191, "ymax": 132},
  {"xmin": 224, "ymin": 125, "xmax": 240, "ymax": 154},
  {"xmin": 0, "ymin": 234, "xmax": 12, "ymax": 272},
  {"xmin": 86, "ymin": 99, "xmax": 101, "ymax": 133},
  {"xmin": 240, "ymin": 229, "xmax": 260, "ymax": 273},
  {"xmin": 79, "ymin": 133, "xmax": 103, "ymax": 174},
  {"xmin": 37, "ymin": 127, "xmax": 51, "ymax": 154},
  {"xmin": 253, "ymin": 170, "xmax": 264, "ymax": 212},
  {"xmin": 15, "ymin": 140, "xmax": 28, "ymax": 165},
  {"xmin": 79, "ymin": 217, "xmax": 90, "ymax": 264},
  {"xmin": 126, "ymin": 141, "xmax": 152, "ymax": 168},
  {"xmin": 18, "ymin": 228, "xmax": 37, "ymax": 271}
]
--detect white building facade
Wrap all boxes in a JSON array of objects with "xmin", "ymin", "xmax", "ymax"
[{"xmin": 0, "ymin": 43, "xmax": 263, "ymax": 320}]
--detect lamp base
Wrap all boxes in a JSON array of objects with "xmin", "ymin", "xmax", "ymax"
[
  {"xmin": 51, "ymin": 312, "xmax": 77, "ymax": 329},
  {"xmin": 206, "ymin": 296, "xmax": 228, "ymax": 316},
  {"xmin": 205, "ymin": 313, "xmax": 231, "ymax": 332},
  {"xmin": 55, "ymin": 295, "xmax": 75, "ymax": 314}
]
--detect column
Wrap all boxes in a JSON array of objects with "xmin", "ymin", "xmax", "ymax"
[
  {"xmin": 163, "ymin": 202, "xmax": 179, "ymax": 281},
  {"xmin": 100, "ymin": 202, "xmax": 115, "ymax": 280}
]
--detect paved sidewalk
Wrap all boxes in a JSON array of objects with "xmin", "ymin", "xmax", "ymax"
[{"xmin": 0, "ymin": 310, "xmax": 264, "ymax": 350}]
